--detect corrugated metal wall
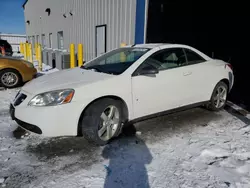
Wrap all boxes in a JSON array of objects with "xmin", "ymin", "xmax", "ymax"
[{"xmin": 24, "ymin": 0, "xmax": 137, "ymax": 61}]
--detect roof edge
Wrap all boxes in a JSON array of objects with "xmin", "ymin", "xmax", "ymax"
[
  {"xmin": 0, "ymin": 33, "xmax": 26, "ymax": 37},
  {"xmin": 22, "ymin": 0, "xmax": 28, "ymax": 9}
]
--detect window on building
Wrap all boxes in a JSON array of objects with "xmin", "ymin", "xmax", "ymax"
[
  {"xmin": 49, "ymin": 33, "xmax": 52, "ymax": 48},
  {"xmin": 36, "ymin": 35, "xmax": 40, "ymax": 44},
  {"xmin": 32, "ymin": 36, "xmax": 35, "ymax": 50},
  {"xmin": 57, "ymin": 31, "xmax": 64, "ymax": 49},
  {"xmin": 41, "ymin": 34, "xmax": 46, "ymax": 47}
]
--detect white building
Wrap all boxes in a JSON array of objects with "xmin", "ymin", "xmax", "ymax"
[
  {"xmin": 23, "ymin": 0, "xmax": 147, "ymax": 61},
  {"xmin": 0, "ymin": 33, "xmax": 26, "ymax": 53}
]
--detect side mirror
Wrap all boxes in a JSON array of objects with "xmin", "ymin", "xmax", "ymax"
[{"xmin": 139, "ymin": 65, "xmax": 159, "ymax": 76}]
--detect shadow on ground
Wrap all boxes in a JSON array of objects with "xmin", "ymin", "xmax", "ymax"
[
  {"xmin": 102, "ymin": 125, "xmax": 152, "ymax": 188},
  {"xmin": 134, "ymin": 107, "xmax": 222, "ymax": 143},
  {"xmin": 35, "ymin": 72, "xmax": 45, "ymax": 78},
  {"xmin": 26, "ymin": 136, "xmax": 98, "ymax": 160},
  {"xmin": 224, "ymin": 105, "xmax": 250, "ymax": 125},
  {"xmin": 13, "ymin": 126, "xmax": 28, "ymax": 139}
]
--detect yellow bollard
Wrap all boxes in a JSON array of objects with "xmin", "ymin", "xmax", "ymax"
[
  {"xmin": 34, "ymin": 43, "xmax": 36, "ymax": 60},
  {"xmin": 37, "ymin": 44, "xmax": 42, "ymax": 71},
  {"xmin": 35, "ymin": 43, "xmax": 38, "ymax": 60},
  {"xmin": 27, "ymin": 43, "xmax": 30, "ymax": 60},
  {"xmin": 19, "ymin": 43, "xmax": 22, "ymax": 54},
  {"xmin": 20, "ymin": 43, "xmax": 24, "ymax": 54},
  {"xmin": 120, "ymin": 42, "xmax": 127, "ymax": 47},
  {"xmin": 120, "ymin": 42, "xmax": 127, "ymax": 62},
  {"xmin": 28, "ymin": 43, "xmax": 33, "ymax": 63},
  {"xmin": 24, "ymin": 43, "xmax": 28, "ymax": 60},
  {"xmin": 70, "ymin": 44, "xmax": 75, "ymax": 68},
  {"xmin": 78, "ymin": 44, "xmax": 83, "ymax": 67}
]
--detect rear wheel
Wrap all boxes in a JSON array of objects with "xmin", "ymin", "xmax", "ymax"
[
  {"xmin": 80, "ymin": 98, "xmax": 124, "ymax": 145},
  {"xmin": 207, "ymin": 81, "xmax": 228, "ymax": 111},
  {"xmin": 0, "ymin": 69, "xmax": 22, "ymax": 88}
]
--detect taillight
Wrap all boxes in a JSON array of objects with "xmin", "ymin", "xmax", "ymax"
[{"xmin": 226, "ymin": 63, "xmax": 233, "ymax": 71}]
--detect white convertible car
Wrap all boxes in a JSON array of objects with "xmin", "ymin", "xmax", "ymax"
[{"xmin": 10, "ymin": 44, "xmax": 234, "ymax": 145}]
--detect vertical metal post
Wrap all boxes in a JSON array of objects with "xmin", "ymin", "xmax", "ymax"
[
  {"xmin": 20, "ymin": 43, "xmax": 24, "ymax": 54},
  {"xmin": 28, "ymin": 43, "xmax": 33, "ymax": 63},
  {"xmin": 70, "ymin": 44, "xmax": 75, "ymax": 68},
  {"xmin": 35, "ymin": 43, "xmax": 38, "ymax": 60},
  {"xmin": 38, "ymin": 44, "xmax": 42, "ymax": 71},
  {"xmin": 78, "ymin": 44, "xmax": 83, "ymax": 67},
  {"xmin": 27, "ymin": 43, "xmax": 31, "ymax": 60},
  {"xmin": 24, "ymin": 43, "xmax": 28, "ymax": 60}
]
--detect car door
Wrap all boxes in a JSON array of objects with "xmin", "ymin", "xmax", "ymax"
[
  {"xmin": 131, "ymin": 48, "xmax": 194, "ymax": 119},
  {"xmin": 182, "ymin": 48, "xmax": 213, "ymax": 104}
]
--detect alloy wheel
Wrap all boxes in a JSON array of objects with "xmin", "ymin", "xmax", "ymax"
[
  {"xmin": 213, "ymin": 85, "xmax": 227, "ymax": 108},
  {"xmin": 98, "ymin": 105, "xmax": 120, "ymax": 141},
  {"xmin": 1, "ymin": 72, "xmax": 18, "ymax": 87}
]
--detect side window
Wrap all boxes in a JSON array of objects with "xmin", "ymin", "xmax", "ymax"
[
  {"xmin": 149, "ymin": 48, "xmax": 187, "ymax": 70},
  {"xmin": 36, "ymin": 35, "xmax": 40, "ymax": 44},
  {"xmin": 32, "ymin": 36, "xmax": 35, "ymax": 50},
  {"xmin": 184, "ymin": 48, "xmax": 205, "ymax": 65},
  {"xmin": 41, "ymin": 34, "xmax": 46, "ymax": 47},
  {"xmin": 49, "ymin": 33, "xmax": 52, "ymax": 48}
]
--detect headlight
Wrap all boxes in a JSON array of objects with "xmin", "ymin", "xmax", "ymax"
[
  {"xmin": 28, "ymin": 89, "xmax": 75, "ymax": 106},
  {"xmin": 22, "ymin": 60, "xmax": 34, "ymax": 68}
]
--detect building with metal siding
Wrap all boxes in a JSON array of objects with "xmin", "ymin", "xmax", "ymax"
[{"xmin": 23, "ymin": 0, "xmax": 148, "ymax": 61}]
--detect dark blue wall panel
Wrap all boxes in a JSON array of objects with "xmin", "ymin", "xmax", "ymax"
[{"xmin": 135, "ymin": 0, "xmax": 146, "ymax": 44}]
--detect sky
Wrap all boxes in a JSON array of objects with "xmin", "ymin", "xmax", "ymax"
[{"xmin": 0, "ymin": 0, "xmax": 26, "ymax": 34}]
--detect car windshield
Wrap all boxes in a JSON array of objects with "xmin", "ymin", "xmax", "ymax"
[{"xmin": 81, "ymin": 47, "xmax": 150, "ymax": 75}]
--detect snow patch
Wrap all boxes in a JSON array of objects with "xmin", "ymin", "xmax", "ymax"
[
  {"xmin": 4, "ymin": 158, "xmax": 10, "ymax": 162},
  {"xmin": 201, "ymin": 149, "xmax": 230, "ymax": 159},
  {"xmin": 236, "ymin": 164, "xmax": 250, "ymax": 175},
  {"xmin": 234, "ymin": 152, "xmax": 250, "ymax": 161},
  {"xmin": 0, "ymin": 178, "xmax": 5, "ymax": 184}
]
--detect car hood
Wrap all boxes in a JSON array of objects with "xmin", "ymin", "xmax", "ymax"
[{"xmin": 22, "ymin": 67, "xmax": 115, "ymax": 94}]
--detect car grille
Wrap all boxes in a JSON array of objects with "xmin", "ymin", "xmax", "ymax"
[{"xmin": 14, "ymin": 93, "xmax": 27, "ymax": 106}]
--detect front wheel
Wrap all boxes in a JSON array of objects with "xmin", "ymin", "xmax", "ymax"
[
  {"xmin": 80, "ymin": 98, "xmax": 124, "ymax": 145},
  {"xmin": 207, "ymin": 81, "xmax": 228, "ymax": 111},
  {"xmin": 0, "ymin": 69, "xmax": 22, "ymax": 88}
]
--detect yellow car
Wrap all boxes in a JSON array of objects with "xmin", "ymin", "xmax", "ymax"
[{"xmin": 0, "ymin": 56, "xmax": 37, "ymax": 88}]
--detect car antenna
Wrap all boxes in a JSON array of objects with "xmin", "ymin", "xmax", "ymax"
[{"xmin": 131, "ymin": 44, "xmax": 136, "ymax": 47}]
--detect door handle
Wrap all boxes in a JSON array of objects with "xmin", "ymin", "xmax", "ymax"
[{"xmin": 183, "ymin": 71, "xmax": 192, "ymax": 76}]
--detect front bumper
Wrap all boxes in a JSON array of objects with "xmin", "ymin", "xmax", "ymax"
[
  {"xmin": 10, "ymin": 104, "xmax": 42, "ymax": 134},
  {"xmin": 10, "ymin": 92, "xmax": 85, "ymax": 137}
]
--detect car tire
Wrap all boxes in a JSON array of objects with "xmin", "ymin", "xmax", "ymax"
[
  {"xmin": 0, "ymin": 69, "xmax": 22, "ymax": 88},
  {"xmin": 207, "ymin": 81, "xmax": 228, "ymax": 111},
  {"xmin": 80, "ymin": 98, "xmax": 125, "ymax": 146}
]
